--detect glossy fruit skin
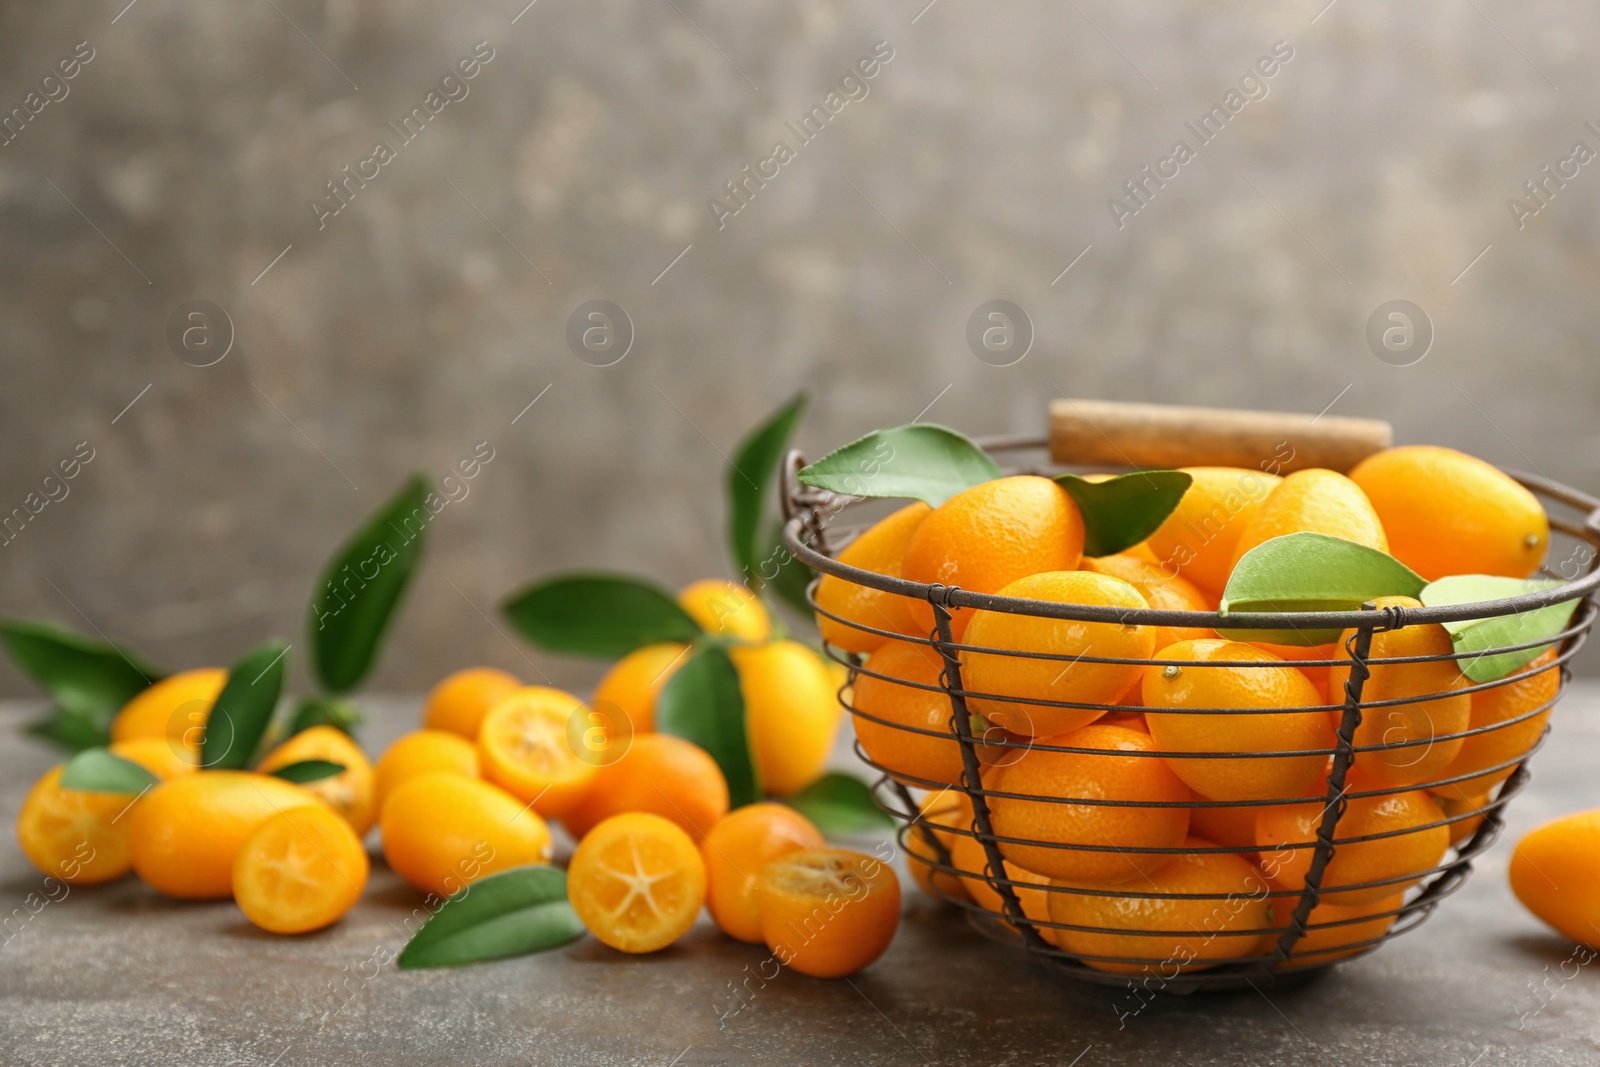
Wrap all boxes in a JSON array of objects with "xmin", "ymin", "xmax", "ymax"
[
  {"xmin": 906, "ymin": 790, "xmax": 971, "ymax": 902},
  {"xmin": 110, "ymin": 668, "xmax": 227, "ymax": 745},
  {"xmin": 1145, "ymin": 467, "xmax": 1282, "ymax": 599},
  {"xmin": 1432, "ymin": 648, "xmax": 1559, "ymax": 803},
  {"xmin": 562, "ymin": 734, "xmax": 729, "ymax": 843},
  {"xmin": 1349, "ymin": 445, "xmax": 1549, "ymax": 581},
  {"xmin": 1047, "ymin": 838, "xmax": 1272, "ymax": 974},
  {"xmin": 1082, "ymin": 552, "xmax": 1215, "ymax": 653},
  {"xmin": 1250, "ymin": 641, "xmax": 1337, "ymax": 700},
  {"xmin": 1437, "ymin": 792, "xmax": 1491, "ymax": 847},
  {"xmin": 757, "ymin": 849, "xmax": 901, "ymax": 978},
  {"xmin": 16, "ymin": 767, "xmax": 137, "ymax": 886},
  {"xmin": 380, "ymin": 773, "xmax": 551, "ymax": 898},
  {"xmin": 233, "ymin": 805, "xmax": 369, "ymax": 934},
  {"xmin": 902, "ymin": 476, "xmax": 1086, "ymax": 641},
  {"xmin": 1510, "ymin": 810, "xmax": 1600, "ymax": 948},
  {"xmin": 477, "ymin": 686, "xmax": 598, "ymax": 821},
  {"xmin": 1277, "ymin": 892, "xmax": 1403, "ymax": 967},
  {"xmin": 734, "ymin": 641, "xmax": 841, "ymax": 797},
  {"xmin": 256, "ymin": 725, "xmax": 377, "ymax": 836},
  {"xmin": 127, "ymin": 772, "xmax": 322, "ymax": 899},
  {"xmin": 814, "ymin": 503, "xmax": 931, "ymax": 653},
  {"xmin": 1328, "ymin": 597, "xmax": 1470, "ymax": 787},
  {"xmin": 960, "ymin": 571, "xmax": 1154, "ymax": 739},
  {"xmin": 1256, "ymin": 779, "xmax": 1447, "ymax": 905},
  {"xmin": 984, "ymin": 723, "xmax": 1191, "ymax": 884},
  {"xmin": 1142, "ymin": 640, "xmax": 1334, "ymax": 802},
  {"xmin": 422, "ymin": 667, "xmax": 521, "ymax": 740},
  {"xmin": 700, "ymin": 803, "xmax": 825, "ymax": 943},
  {"xmin": 373, "ymin": 729, "xmax": 481, "ymax": 816},
  {"xmin": 109, "ymin": 737, "xmax": 199, "ymax": 781},
  {"xmin": 591, "ymin": 642, "xmax": 689, "ymax": 735},
  {"xmin": 569, "ymin": 812, "xmax": 707, "ymax": 954},
  {"xmin": 1230, "ymin": 468, "xmax": 1388, "ymax": 570},
  {"xmin": 1189, "ymin": 801, "xmax": 1266, "ymax": 855},
  {"xmin": 678, "ymin": 579, "xmax": 771, "ymax": 645},
  {"xmin": 948, "ymin": 832, "xmax": 1057, "ymax": 944},
  {"xmin": 852, "ymin": 641, "xmax": 963, "ymax": 788}
]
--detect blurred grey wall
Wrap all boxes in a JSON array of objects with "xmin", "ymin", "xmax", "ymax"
[{"xmin": 2, "ymin": 0, "xmax": 1598, "ymax": 698}]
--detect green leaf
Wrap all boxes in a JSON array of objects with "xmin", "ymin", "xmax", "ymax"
[
  {"xmin": 24, "ymin": 708, "xmax": 112, "ymax": 753},
  {"xmin": 267, "ymin": 759, "xmax": 346, "ymax": 784},
  {"xmin": 284, "ymin": 695, "xmax": 362, "ymax": 738},
  {"xmin": 1057, "ymin": 470, "xmax": 1193, "ymax": 557},
  {"xmin": 0, "ymin": 618, "xmax": 163, "ymax": 726},
  {"xmin": 784, "ymin": 772, "xmax": 893, "ymax": 836},
  {"xmin": 655, "ymin": 644, "xmax": 760, "ymax": 807},
  {"xmin": 1218, "ymin": 533, "xmax": 1426, "ymax": 645},
  {"xmin": 1421, "ymin": 575, "xmax": 1581, "ymax": 683},
  {"xmin": 728, "ymin": 392, "xmax": 809, "ymax": 580},
  {"xmin": 763, "ymin": 520, "xmax": 817, "ymax": 620},
  {"xmin": 797, "ymin": 424, "xmax": 1001, "ymax": 508},
  {"xmin": 58, "ymin": 748, "xmax": 159, "ymax": 794},
  {"xmin": 398, "ymin": 865, "xmax": 585, "ymax": 968},
  {"xmin": 502, "ymin": 573, "xmax": 703, "ymax": 658},
  {"xmin": 309, "ymin": 474, "xmax": 431, "ymax": 693},
  {"xmin": 203, "ymin": 641, "xmax": 289, "ymax": 770}
]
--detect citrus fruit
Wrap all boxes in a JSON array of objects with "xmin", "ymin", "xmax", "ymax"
[
  {"xmin": 1510, "ymin": 810, "xmax": 1600, "ymax": 948},
  {"xmin": 902, "ymin": 475, "xmax": 1086, "ymax": 641},
  {"xmin": 15, "ymin": 766, "xmax": 139, "ymax": 885},
  {"xmin": 1144, "ymin": 467, "xmax": 1282, "ymax": 599},
  {"xmin": 700, "ymin": 803, "xmax": 826, "ymax": 943},
  {"xmin": 568, "ymin": 812, "xmax": 707, "ymax": 953},
  {"xmin": 1142, "ymin": 639, "xmax": 1333, "ymax": 802},
  {"xmin": 947, "ymin": 831, "xmax": 1058, "ymax": 944},
  {"xmin": 678, "ymin": 579, "xmax": 770, "ymax": 644},
  {"xmin": 959, "ymin": 571, "xmax": 1155, "ymax": 739},
  {"xmin": 1437, "ymin": 791, "xmax": 1491, "ymax": 846},
  {"xmin": 906, "ymin": 790, "xmax": 971, "ymax": 902},
  {"xmin": 380, "ymin": 773, "xmax": 551, "ymax": 898},
  {"xmin": 1349, "ymin": 445, "xmax": 1549, "ymax": 581},
  {"xmin": 477, "ymin": 686, "xmax": 598, "ymax": 821},
  {"xmin": 591, "ymin": 642, "xmax": 690, "ymax": 735},
  {"xmin": 1277, "ymin": 892, "xmax": 1403, "ymax": 967},
  {"xmin": 422, "ymin": 666, "xmax": 520, "ymax": 739},
  {"xmin": 109, "ymin": 737, "xmax": 198, "ymax": 780},
  {"xmin": 1047, "ymin": 838, "xmax": 1271, "ymax": 974},
  {"xmin": 127, "ymin": 771, "xmax": 321, "ymax": 899},
  {"xmin": 734, "ymin": 640, "xmax": 841, "ymax": 797},
  {"xmin": 1251, "ymin": 641, "xmax": 1338, "ymax": 700},
  {"xmin": 1082, "ymin": 552, "xmax": 1215, "ymax": 653},
  {"xmin": 1432, "ymin": 648, "xmax": 1558, "ymax": 803},
  {"xmin": 233, "ymin": 804, "xmax": 369, "ymax": 934},
  {"xmin": 562, "ymin": 733, "xmax": 729, "ymax": 843},
  {"xmin": 851, "ymin": 640, "xmax": 963, "ymax": 787},
  {"xmin": 984, "ymin": 722, "xmax": 1190, "ymax": 884},
  {"xmin": 1189, "ymin": 800, "xmax": 1267, "ymax": 854},
  {"xmin": 373, "ymin": 729, "xmax": 481, "ymax": 815},
  {"xmin": 1327, "ymin": 596, "xmax": 1470, "ymax": 787},
  {"xmin": 256, "ymin": 725, "xmax": 376, "ymax": 835},
  {"xmin": 757, "ymin": 849, "xmax": 901, "ymax": 978},
  {"xmin": 1230, "ymin": 468, "xmax": 1388, "ymax": 569},
  {"xmin": 109, "ymin": 667, "xmax": 227, "ymax": 745},
  {"xmin": 1256, "ymin": 777, "xmax": 1447, "ymax": 904},
  {"xmin": 814, "ymin": 502, "xmax": 931, "ymax": 652}
]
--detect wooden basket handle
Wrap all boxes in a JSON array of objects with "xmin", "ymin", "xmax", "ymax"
[{"xmin": 1049, "ymin": 399, "xmax": 1392, "ymax": 474}]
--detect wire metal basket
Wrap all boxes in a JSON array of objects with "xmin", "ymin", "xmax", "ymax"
[{"xmin": 779, "ymin": 419, "xmax": 1600, "ymax": 991}]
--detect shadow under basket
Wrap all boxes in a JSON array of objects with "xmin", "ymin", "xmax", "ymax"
[{"xmin": 779, "ymin": 431, "xmax": 1600, "ymax": 992}]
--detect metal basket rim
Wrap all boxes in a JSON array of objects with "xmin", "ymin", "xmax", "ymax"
[{"xmin": 780, "ymin": 438, "xmax": 1600, "ymax": 631}]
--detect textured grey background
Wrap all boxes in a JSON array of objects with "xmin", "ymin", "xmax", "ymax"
[{"xmin": 1, "ymin": 0, "xmax": 1599, "ymax": 698}]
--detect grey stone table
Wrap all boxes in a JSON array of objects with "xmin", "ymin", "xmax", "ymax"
[{"xmin": 4, "ymin": 689, "xmax": 1600, "ymax": 1067}]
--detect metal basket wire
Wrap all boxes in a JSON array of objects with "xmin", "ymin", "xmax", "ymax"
[{"xmin": 779, "ymin": 435, "xmax": 1600, "ymax": 991}]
